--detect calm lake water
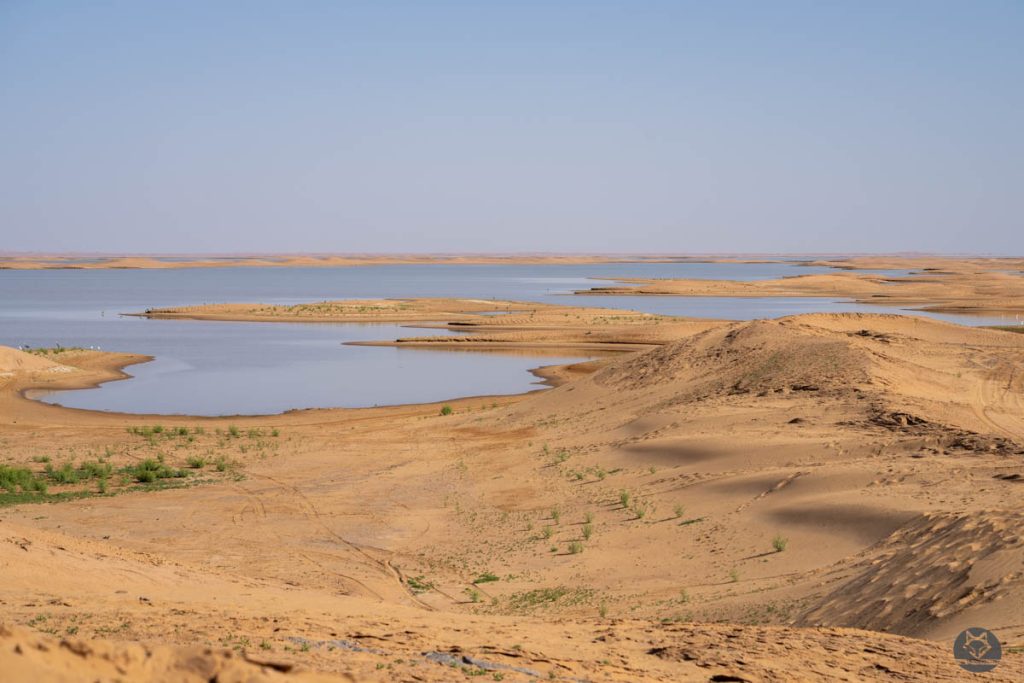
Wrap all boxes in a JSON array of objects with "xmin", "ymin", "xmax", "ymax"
[{"xmin": 0, "ymin": 263, "xmax": 1016, "ymax": 415}]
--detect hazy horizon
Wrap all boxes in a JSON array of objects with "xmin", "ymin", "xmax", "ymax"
[{"xmin": 2, "ymin": 2, "xmax": 1022, "ymax": 254}]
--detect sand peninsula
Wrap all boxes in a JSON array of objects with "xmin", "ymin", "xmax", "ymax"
[
  {"xmin": 574, "ymin": 255, "xmax": 1024, "ymax": 317},
  {"xmin": 2, "ymin": 287, "xmax": 1024, "ymax": 681}
]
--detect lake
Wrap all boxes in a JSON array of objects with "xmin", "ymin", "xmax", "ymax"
[{"xmin": 1, "ymin": 263, "xmax": 1015, "ymax": 415}]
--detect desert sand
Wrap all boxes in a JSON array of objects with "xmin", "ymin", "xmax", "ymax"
[{"xmin": 3, "ymin": 290, "xmax": 1024, "ymax": 680}]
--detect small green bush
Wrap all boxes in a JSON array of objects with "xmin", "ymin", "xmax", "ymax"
[
  {"xmin": 0, "ymin": 465, "xmax": 47, "ymax": 494},
  {"xmin": 440, "ymin": 405, "xmax": 453, "ymax": 416},
  {"xmin": 473, "ymin": 572, "xmax": 500, "ymax": 584}
]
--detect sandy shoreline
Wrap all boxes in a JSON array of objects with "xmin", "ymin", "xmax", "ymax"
[{"xmin": 3, "ymin": 295, "xmax": 1024, "ymax": 680}]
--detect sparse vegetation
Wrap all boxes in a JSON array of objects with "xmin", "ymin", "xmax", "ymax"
[
  {"xmin": 568, "ymin": 541, "xmax": 583, "ymax": 554},
  {"xmin": 440, "ymin": 405, "xmax": 453, "ymax": 416},
  {"xmin": 473, "ymin": 572, "xmax": 499, "ymax": 584},
  {"xmin": 0, "ymin": 465, "xmax": 48, "ymax": 496},
  {"xmin": 406, "ymin": 575, "xmax": 434, "ymax": 593},
  {"xmin": 582, "ymin": 523, "xmax": 593, "ymax": 540},
  {"xmin": 772, "ymin": 534, "xmax": 789, "ymax": 553}
]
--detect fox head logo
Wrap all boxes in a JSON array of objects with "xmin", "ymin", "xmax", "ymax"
[
  {"xmin": 962, "ymin": 629, "xmax": 994, "ymax": 660},
  {"xmin": 954, "ymin": 627, "xmax": 1001, "ymax": 673}
]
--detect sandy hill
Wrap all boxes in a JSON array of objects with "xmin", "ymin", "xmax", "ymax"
[
  {"xmin": 501, "ymin": 313, "xmax": 1024, "ymax": 641},
  {"xmin": 0, "ymin": 345, "xmax": 68, "ymax": 374}
]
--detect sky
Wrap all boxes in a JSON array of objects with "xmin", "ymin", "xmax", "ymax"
[{"xmin": 1, "ymin": 1, "xmax": 1022, "ymax": 254}]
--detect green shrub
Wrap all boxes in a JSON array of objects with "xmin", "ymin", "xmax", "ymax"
[
  {"xmin": 187, "ymin": 456, "xmax": 206, "ymax": 469},
  {"xmin": 772, "ymin": 534, "xmax": 788, "ymax": 553},
  {"xmin": 473, "ymin": 572, "xmax": 500, "ymax": 584},
  {"xmin": 127, "ymin": 458, "xmax": 183, "ymax": 483},
  {"xmin": 48, "ymin": 462, "xmax": 79, "ymax": 485},
  {"xmin": 0, "ymin": 465, "xmax": 47, "ymax": 494},
  {"xmin": 618, "ymin": 490, "xmax": 631, "ymax": 508},
  {"xmin": 440, "ymin": 405, "xmax": 453, "ymax": 416}
]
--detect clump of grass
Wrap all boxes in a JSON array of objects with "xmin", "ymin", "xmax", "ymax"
[
  {"xmin": 729, "ymin": 567, "xmax": 740, "ymax": 583},
  {"xmin": 473, "ymin": 572, "xmax": 500, "ymax": 584},
  {"xmin": 618, "ymin": 490, "xmax": 631, "ymax": 508},
  {"xmin": 0, "ymin": 465, "xmax": 48, "ymax": 495},
  {"xmin": 126, "ymin": 458, "xmax": 186, "ymax": 483},
  {"xmin": 406, "ymin": 576, "xmax": 434, "ymax": 593},
  {"xmin": 541, "ymin": 526, "xmax": 553, "ymax": 540},
  {"xmin": 46, "ymin": 462, "xmax": 79, "ymax": 485},
  {"xmin": 584, "ymin": 511, "xmax": 594, "ymax": 524},
  {"xmin": 439, "ymin": 405, "xmax": 453, "ymax": 416},
  {"xmin": 227, "ymin": 425, "xmax": 240, "ymax": 438},
  {"xmin": 673, "ymin": 504, "xmax": 685, "ymax": 519},
  {"xmin": 582, "ymin": 523, "xmax": 593, "ymax": 540},
  {"xmin": 466, "ymin": 587, "xmax": 482, "ymax": 603},
  {"xmin": 772, "ymin": 534, "xmax": 789, "ymax": 553},
  {"xmin": 550, "ymin": 508, "xmax": 561, "ymax": 524},
  {"xmin": 631, "ymin": 500, "xmax": 651, "ymax": 520},
  {"xmin": 598, "ymin": 601, "xmax": 608, "ymax": 618},
  {"xmin": 568, "ymin": 541, "xmax": 583, "ymax": 554},
  {"xmin": 79, "ymin": 460, "xmax": 112, "ymax": 479},
  {"xmin": 186, "ymin": 456, "xmax": 206, "ymax": 469}
]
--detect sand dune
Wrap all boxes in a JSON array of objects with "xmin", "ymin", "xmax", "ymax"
[{"xmin": 2, "ymin": 310, "xmax": 1023, "ymax": 680}]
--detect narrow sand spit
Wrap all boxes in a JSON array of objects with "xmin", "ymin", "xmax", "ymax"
[
  {"xmin": 574, "ymin": 256, "xmax": 1024, "ymax": 316},
  {"xmin": 2, "ymin": 303, "xmax": 1024, "ymax": 680}
]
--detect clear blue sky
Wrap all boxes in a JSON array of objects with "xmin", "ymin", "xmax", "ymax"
[{"xmin": 1, "ymin": 1, "xmax": 1021, "ymax": 254}]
